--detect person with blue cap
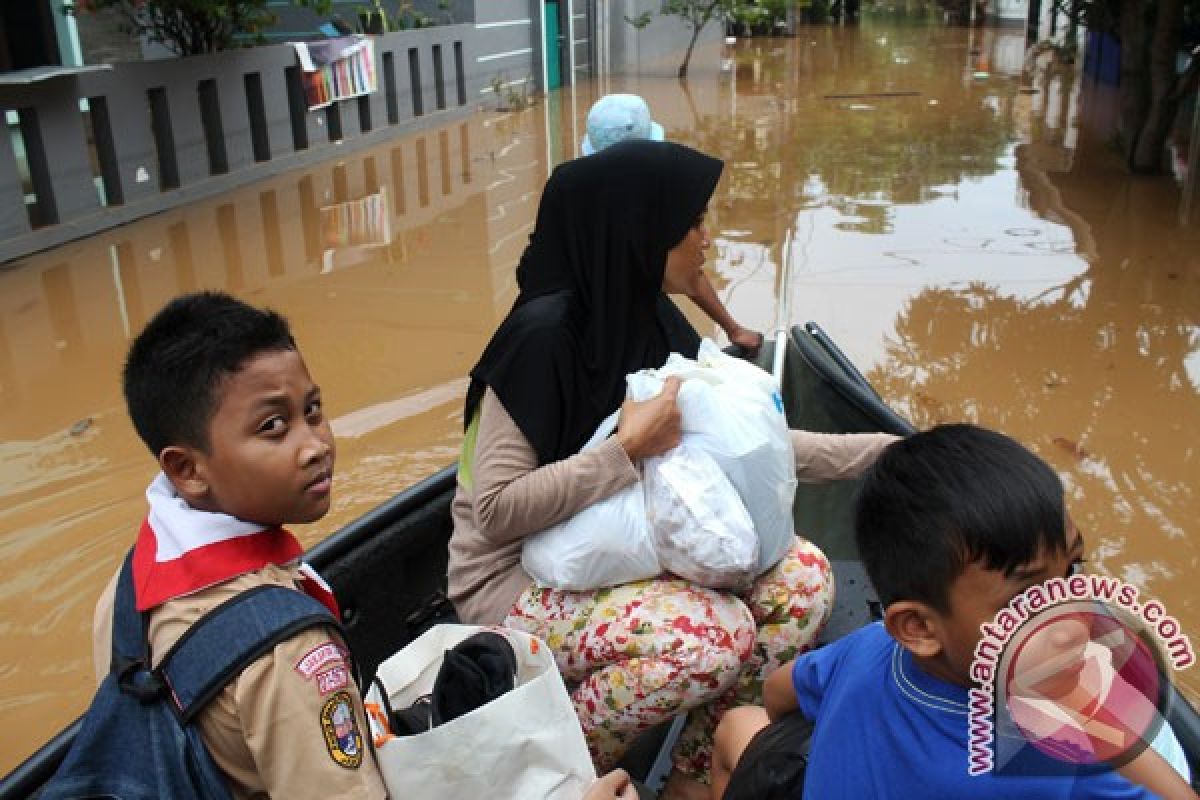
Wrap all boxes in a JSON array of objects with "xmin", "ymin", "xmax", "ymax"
[{"xmin": 581, "ymin": 94, "xmax": 765, "ymax": 357}]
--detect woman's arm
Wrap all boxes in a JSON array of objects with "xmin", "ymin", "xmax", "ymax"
[
  {"xmin": 686, "ymin": 276, "xmax": 763, "ymax": 354},
  {"xmin": 791, "ymin": 431, "xmax": 900, "ymax": 483},
  {"xmin": 1116, "ymin": 745, "xmax": 1199, "ymax": 799},
  {"xmin": 472, "ymin": 381, "xmax": 681, "ymax": 545}
]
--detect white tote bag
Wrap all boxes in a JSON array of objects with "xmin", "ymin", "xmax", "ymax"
[{"xmin": 364, "ymin": 624, "xmax": 596, "ymax": 800}]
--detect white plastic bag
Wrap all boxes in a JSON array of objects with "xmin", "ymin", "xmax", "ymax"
[
  {"xmin": 365, "ymin": 625, "xmax": 596, "ymax": 800},
  {"xmin": 521, "ymin": 339, "xmax": 796, "ymax": 590},
  {"xmin": 521, "ymin": 413, "xmax": 660, "ymax": 590},
  {"xmin": 629, "ymin": 341, "xmax": 796, "ymax": 573},
  {"xmin": 644, "ymin": 441, "xmax": 759, "ymax": 590}
]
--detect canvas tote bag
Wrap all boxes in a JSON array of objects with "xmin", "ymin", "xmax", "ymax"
[{"xmin": 365, "ymin": 624, "xmax": 596, "ymax": 799}]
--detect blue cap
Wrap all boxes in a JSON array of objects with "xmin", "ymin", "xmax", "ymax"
[{"xmin": 581, "ymin": 94, "xmax": 666, "ymax": 155}]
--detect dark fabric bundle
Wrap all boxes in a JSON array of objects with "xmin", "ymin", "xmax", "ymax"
[
  {"xmin": 721, "ymin": 711, "xmax": 814, "ymax": 800},
  {"xmin": 464, "ymin": 140, "xmax": 723, "ymax": 465},
  {"xmin": 381, "ymin": 631, "xmax": 518, "ymax": 736},
  {"xmin": 431, "ymin": 631, "xmax": 518, "ymax": 725}
]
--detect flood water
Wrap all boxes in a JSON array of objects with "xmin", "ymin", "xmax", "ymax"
[{"xmin": 2, "ymin": 18, "xmax": 1199, "ymax": 774}]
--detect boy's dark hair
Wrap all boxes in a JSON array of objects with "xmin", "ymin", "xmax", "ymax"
[
  {"xmin": 855, "ymin": 424, "xmax": 1066, "ymax": 613},
  {"xmin": 123, "ymin": 291, "xmax": 295, "ymax": 456}
]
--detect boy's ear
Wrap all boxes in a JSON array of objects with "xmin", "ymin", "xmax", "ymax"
[
  {"xmin": 885, "ymin": 601, "xmax": 944, "ymax": 660},
  {"xmin": 159, "ymin": 445, "xmax": 210, "ymax": 503}
]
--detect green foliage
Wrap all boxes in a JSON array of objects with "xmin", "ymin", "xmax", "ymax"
[
  {"xmin": 488, "ymin": 73, "xmax": 531, "ymax": 111},
  {"xmin": 661, "ymin": 0, "xmax": 739, "ymax": 30},
  {"xmin": 623, "ymin": 11, "xmax": 654, "ymax": 30},
  {"xmin": 69, "ymin": 0, "xmax": 333, "ymax": 55},
  {"xmin": 358, "ymin": 0, "xmax": 441, "ymax": 32}
]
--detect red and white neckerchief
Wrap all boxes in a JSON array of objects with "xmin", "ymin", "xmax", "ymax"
[{"xmin": 132, "ymin": 472, "xmax": 339, "ymax": 617}]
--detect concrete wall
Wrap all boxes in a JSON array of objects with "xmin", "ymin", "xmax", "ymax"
[
  {"xmin": 474, "ymin": 0, "xmax": 540, "ymax": 96},
  {"xmin": 0, "ymin": 25, "xmax": 500, "ymax": 263},
  {"xmin": 74, "ymin": 6, "xmax": 141, "ymax": 65}
]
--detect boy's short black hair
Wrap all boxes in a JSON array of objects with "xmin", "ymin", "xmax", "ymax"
[
  {"xmin": 123, "ymin": 291, "xmax": 295, "ymax": 456},
  {"xmin": 855, "ymin": 424, "xmax": 1066, "ymax": 613}
]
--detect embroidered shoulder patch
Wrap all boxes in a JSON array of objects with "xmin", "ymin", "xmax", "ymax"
[
  {"xmin": 316, "ymin": 665, "xmax": 350, "ymax": 696},
  {"xmin": 296, "ymin": 641, "xmax": 345, "ymax": 679},
  {"xmin": 320, "ymin": 691, "xmax": 363, "ymax": 769}
]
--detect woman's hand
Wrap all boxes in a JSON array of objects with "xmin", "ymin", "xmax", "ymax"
[
  {"xmin": 583, "ymin": 769, "xmax": 639, "ymax": 800},
  {"xmin": 728, "ymin": 326, "xmax": 765, "ymax": 356},
  {"xmin": 616, "ymin": 376, "xmax": 682, "ymax": 462}
]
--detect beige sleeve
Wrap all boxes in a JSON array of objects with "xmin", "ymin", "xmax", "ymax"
[
  {"xmin": 224, "ymin": 626, "xmax": 388, "ymax": 799},
  {"xmin": 791, "ymin": 430, "xmax": 900, "ymax": 483},
  {"xmin": 91, "ymin": 569, "xmax": 120, "ymax": 685},
  {"xmin": 471, "ymin": 388, "xmax": 640, "ymax": 545}
]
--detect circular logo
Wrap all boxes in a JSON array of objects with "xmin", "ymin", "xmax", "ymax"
[{"xmin": 998, "ymin": 602, "xmax": 1167, "ymax": 769}]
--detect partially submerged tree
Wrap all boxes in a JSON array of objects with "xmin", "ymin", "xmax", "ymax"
[
  {"xmin": 662, "ymin": 0, "xmax": 741, "ymax": 79},
  {"xmin": 1052, "ymin": 0, "xmax": 1200, "ymax": 173},
  {"xmin": 70, "ymin": 0, "xmax": 333, "ymax": 56}
]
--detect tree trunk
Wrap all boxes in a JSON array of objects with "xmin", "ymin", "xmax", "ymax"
[
  {"xmin": 1130, "ymin": 0, "xmax": 1184, "ymax": 172},
  {"xmin": 1117, "ymin": 0, "xmax": 1151, "ymax": 165},
  {"xmin": 679, "ymin": 20, "xmax": 704, "ymax": 79},
  {"xmin": 677, "ymin": 2, "xmax": 719, "ymax": 80}
]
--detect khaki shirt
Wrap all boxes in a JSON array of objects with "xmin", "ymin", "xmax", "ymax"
[{"xmin": 93, "ymin": 563, "xmax": 388, "ymax": 799}]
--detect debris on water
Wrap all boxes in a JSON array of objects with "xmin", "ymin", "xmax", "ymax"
[
  {"xmin": 914, "ymin": 390, "xmax": 948, "ymax": 422},
  {"xmin": 848, "ymin": 103, "xmax": 875, "ymax": 111},
  {"xmin": 69, "ymin": 418, "xmax": 93, "ymax": 436},
  {"xmin": 928, "ymin": 99, "xmax": 939, "ymax": 106},
  {"xmin": 1168, "ymin": 271, "xmax": 1179, "ymax": 279},
  {"xmin": 1053, "ymin": 437, "xmax": 1091, "ymax": 462},
  {"xmin": 1043, "ymin": 370, "xmax": 1064, "ymax": 388}
]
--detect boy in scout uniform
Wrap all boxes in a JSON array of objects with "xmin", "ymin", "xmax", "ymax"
[{"xmin": 92, "ymin": 291, "xmax": 386, "ymax": 798}]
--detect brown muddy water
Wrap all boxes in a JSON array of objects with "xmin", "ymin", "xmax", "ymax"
[{"xmin": 2, "ymin": 19, "xmax": 1199, "ymax": 774}]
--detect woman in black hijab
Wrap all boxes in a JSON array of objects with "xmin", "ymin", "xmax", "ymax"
[
  {"xmin": 447, "ymin": 141, "xmax": 870, "ymax": 790},
  {"xmin": 463, "ymin": 139, "xmax": 718, "ymax": 466}
]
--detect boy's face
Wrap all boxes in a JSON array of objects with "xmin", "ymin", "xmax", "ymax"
[
  {"xmin": 187, "ymin": 348, "xmax": 335, "ymax": 527},
  {"xmin": 921, "ymin": 519, "xmax": 1086, "ymax": 687}
]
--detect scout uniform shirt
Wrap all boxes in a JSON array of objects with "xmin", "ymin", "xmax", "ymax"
[{"xmin": 93, "ymin": 562, "xmax": 388, "ymax": 799}]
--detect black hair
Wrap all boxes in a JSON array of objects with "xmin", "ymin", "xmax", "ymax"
[
  {"xmin": 855, "ymin": 424, "xmax": 1066, "ymax": 613},
  {"xmin": 123, "ymin": 291, "xmax": 296, "ymax": 456}
]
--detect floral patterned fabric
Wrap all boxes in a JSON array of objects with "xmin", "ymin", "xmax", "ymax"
[{"xmin": 503, "ymin": 536, "xmax": 833, "ymax": 780}]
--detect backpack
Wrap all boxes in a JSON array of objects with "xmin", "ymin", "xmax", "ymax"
[
  {"xmin": 41, "ymin": 552, "xmax": 343, "ymax": 800},
  {"xmin": 720, "ymin": 711, "xmax": 814, "ymax": 800}
]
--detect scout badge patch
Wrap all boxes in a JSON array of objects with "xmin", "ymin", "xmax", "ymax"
[{"xmin": 321, "ymin": 691, "xmax": 364, "ymax": 768}]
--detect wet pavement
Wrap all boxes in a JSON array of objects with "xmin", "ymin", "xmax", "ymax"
[{"xmin": 2, "ymin": 17, "xmax": 1198, "ymax": 774}]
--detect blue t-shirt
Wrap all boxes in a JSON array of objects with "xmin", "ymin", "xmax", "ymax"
[{"xmin": 791, "ymin": 623, "xmax": 1156, "ymax": 799}]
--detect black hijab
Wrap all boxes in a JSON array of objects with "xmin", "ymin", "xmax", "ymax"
[{"xmin": 465, "ymin": 140, "xmax": 724, "ymax": 465}]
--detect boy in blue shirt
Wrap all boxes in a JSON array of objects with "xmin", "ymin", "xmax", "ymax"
[{"xmin": 711, "ymin": 424, "xmax": 1196, "ymax": 799}]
